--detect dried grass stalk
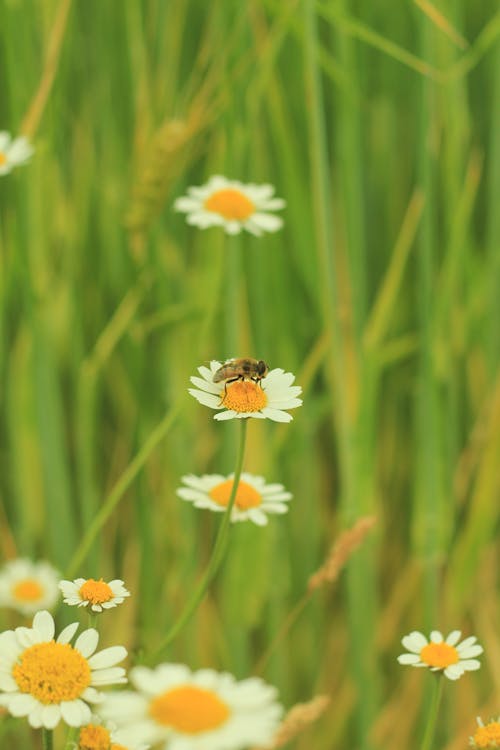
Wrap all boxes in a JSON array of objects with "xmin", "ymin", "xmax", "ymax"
[
  {"xmin": 255, "ymin": 694, "xmax": 330, "ymax": 749},
  {"xmin": 307, "ymin": 515, "xmax": 377, "ymax": 592}
]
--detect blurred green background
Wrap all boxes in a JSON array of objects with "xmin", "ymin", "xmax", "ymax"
[{"xmin": 1, "ymin": 0, "xmax": 500, "ymax": 748}]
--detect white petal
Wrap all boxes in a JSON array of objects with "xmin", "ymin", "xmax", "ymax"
[
  {"xmin": 60, "ymin": 699, "xmax": 91, "ymax": 727},
  {"xmin": 10, "ymin": 693, "xmax": 39, "ymax": 716},
  {"xmin": 41, "ymin": 704, "xmax": 61, "ymax": 729},
  {"xmin": 260, "ymin": 408, "xmax": 293, "ymax": 423},
  {"xmin": 457, "ymin": 636, "xmax": 477, "ymax": 650},
  {"xmin": 401, "ymin": 632, "xmax": 427, "ymax": 653},
  {"xmin": 248, "ymin": 213, "xmax": 283, "ymax": 232},
  {"xmin": 458, "ymin": 645, "xmax": 483, "ymax": 659},
  {"xmin": 445, "ymin": 630, "xmax": 461, "ymax": 646},
  {"xmin": 459, "ymin": 659, "xmax": 482, "ymax": 671},
  {"xmin": 213, "ymin": 410, "xmax": 238, "ymax": 421},
  {"xmin": 430, "ymin": 630, "xmax": 443, "ymax": 643},
  {"xmin": 88, "ymin": 645, "xmax": 127, "ymax": 669},
  {"xmin": 397, "ymin": 654, "xmax": 421, "ymax": 665},
  {"xmin": 443, "ymin": 665, "xmax": 463, "ymax": 680},
  {"xmin": 75, "ymin": 628, "xmax": 99, "ymax": 657},
  {"xmin": 32, "ymin": 611, "xmax": 55, "ymax": 641},
  {"xmin": 57, "ymin": 622, "xmax": 79, "ymax": 644}
]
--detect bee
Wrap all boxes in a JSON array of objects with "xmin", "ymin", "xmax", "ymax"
[{"xmin": 213, "ymin": 358, "xmax": 269, "ymax": 389}]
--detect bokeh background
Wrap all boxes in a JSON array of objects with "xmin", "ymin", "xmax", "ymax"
[{"xmin": 1, "ymin": 0, "xmax": 500, "ymax": 748}]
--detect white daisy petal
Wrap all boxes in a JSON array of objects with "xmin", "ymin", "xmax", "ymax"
[
  {"xmin": 430, "ymin": 630, "xmax": 443, "ymax": 643},
  {"xmin": 458, "ymin": 645, "xmax": 483, "ymax": 659},
  {"xmin": 401, "ymin": 631, "xmax": 428, "ymax": 653},
  {"xmin": 33, "ymin": 611, "xmax": 55, "ymax": 641},
  {"xmin": 397, "ymin": 654, "xmax": 421, "ymax": 665},
  {"xmin": 88, "ymin": 646, "xmax": 128, "ymax": 670}
]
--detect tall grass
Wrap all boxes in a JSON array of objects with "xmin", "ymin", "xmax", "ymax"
[{"xmin": 1, "ymin": 1, "xmax": 500, "ymax": 748}]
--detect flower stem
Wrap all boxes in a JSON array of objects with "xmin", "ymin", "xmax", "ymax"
[
  {"xmin": 88, "ymin": 613, "xmax": 98, "ymax": 629},
  {"xmin": 42, "ymin": 728, "xmax": 53, "ymax": 750},
  {"xmin": 420, "ymin": 675, "xmax": 444, "ymax": 750},
  {"xmin": 154, "ymin": 418, "xmax": 248, "ymax": 657}
]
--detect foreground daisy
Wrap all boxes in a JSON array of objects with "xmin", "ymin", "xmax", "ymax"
[
  {"xmin": 77, "ymin": 720, "xmax": 149, "ymax": 750},
  {"xmin": 189, "ymin": 360, "xmax": 302, "ymax": 422},
  {"xmin": 101, "ymin": 664, "xmax": 283, "ymax": 750},
  {"xmin": 470, "ymin": 716, "xmax": 500, "ymax": 748},
  {"xmin": 0, "ymin": 559, "xmax": 60, "ymax": 615},
  {"xmin": 177, "ymin": 472, "xmax": 292, "ymax": 526},
  {"xmin": 397, "ymin": 629, "xmax": 483, "ymax": 680},
  {"xmin": 59, "ymin": 577, "xmax": 130, "ymax": 613},
  {"xmin": 174, "ymin": 175, "xmax": 285, "ymax": 236},
  {"xmin": 0, "ymin": 610, "xmax": 127, "ymax": 728},
  {"xmin": 0, "ymin": 131, "xmax": 34, "ymax": 175}
]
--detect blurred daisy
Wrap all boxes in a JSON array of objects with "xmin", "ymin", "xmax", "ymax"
[
  {"xmin": 0, "ymin": 132, "xmax": 34, "ymax": 175},
  {"xmin": 0, "ymin": 610, "xmax": 127, "ymax": 729},
  {"xmin": 0, "ymin": 559, "xmax": 60, "ymax": 616},
  {"xmin": 78, "ymin": 720, "xmax": 149, "ymax": 750},
  {"xmin": 177, "ymin": 473, "xmax": 292, "ymax": 526},
  {"xmin": 101, "ymin": 664, "xmax": 283, "ymax": 750},
  {"xmin": 59, "ymin": 578, "xmax": 130, "ymax": 613},
  {"xmin": 470, "ymin": 716, "xmax": 500, "ymax": 748},
  {"xmin": 174, "ymin": 175, "xmax": 285, "ymax": 236},
  {"xmin": 189, "ymin": 360, "xmax": 302, "ymax": 423},
  {"xmin": 397, "ymin": 629, "xmax": 483, "ymax": 680}
]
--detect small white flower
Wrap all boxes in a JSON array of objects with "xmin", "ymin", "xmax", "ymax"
[
  {"xmin": 59, "ymin": 578, "xmax": 130, "ymax": 613},
  {"xmin": 189, "ymin": 360, "xmax": 302, "ymax": 423},
  {"xmin": 174, "ymin": 175, "xmax": 285, "ymax": 236},
  {"xmin": 397, "ymin": 629, "xmax": 483, "ymax": 680},
  {"xmin": 0, "ymin": 559, "xmax": 60, "ymax": 615},
  {"xmin": 0, "ymin": 610, "xmax": 127, "ymax": 729},
  {"xmin": 470, "ymin": 716, "xmax": 500, "ymax": 748},
  {"xmin": 101, "ymin": 664, "xmax": 283, "ymax": 750},
  {"xmin": 0, "ymin": 131, "xmax": 34, "ymax": 175},
  {"xmin": 177, "ymin": 473, "xmax": 292, "ymax": 526}
]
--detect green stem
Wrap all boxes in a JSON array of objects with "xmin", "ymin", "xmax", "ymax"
[
  {"xmin": 154, "ymin": 418, "xmax": 248, "ymax": 657},
  {"xmin": 88, "ymin": 612, "xmax": 98, "ymax": 629},
  {"xmin": 420, "ymin": 675, "xmax": 444, "ymax": 750},
  {"xmin": 65, "ymin": 404, "xmax": 181, "ymax": 578},
  {"xmin": 42, "ymin": 728, "xmax": 53, "ymax": 750}
]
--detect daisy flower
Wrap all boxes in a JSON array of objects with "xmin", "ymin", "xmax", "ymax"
[
  {"xmin": 470, "ymin": 716, "xmax": 500, "ymax": 748},
  {"xmin": 100, "ymin": 664, "xmax": 283, "ymax": 750},
  {"xmin": 177, "ymin": 472, "xmax": 292, "ymax": 526},
  {"xmin": 0, "ymin": 610, "xmax": 127, "ymax": 729},
  {"xmin": 59, "ymin": 578, "xmax": 130, "ymax": 613},
  {"xmin": 189, "ymin": 360, "xmax": 302, "ymax": 423},
  {"xmin": 397, "ymin": 629, "xmax": 483, "ymax": 680},
  {"xmin": 77, "ymin": 719, "xmax": 149, "ymax": 750},
  {"xmin": 174, "ymin": 175, "xmax": 285, "ymax": 236},
  {"xmin": 0, "ymin": 131, "xmax": 34, "ymax": 175},
  {"xmin": 0, "ymin": 559, "xmax": 60, "ymax": 616}
]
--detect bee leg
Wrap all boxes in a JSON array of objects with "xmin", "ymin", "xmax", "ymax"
[{"xmin": 219, "ymin": 375, "xmax": 241, "ymax": 405}]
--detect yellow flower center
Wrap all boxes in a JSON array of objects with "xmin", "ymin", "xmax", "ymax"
[
  {"xmin": 149, "ymin": 684, "xmax": 231, "ymax": 733},
  {"xmin": 473, "ymin": 721, "xmax": 500, "ymax": 748},
  {"xmin": 111, "ymin": 746, "xmax": 127, "ymax": 750},
  {"xmin": 12, "ymin": 641, "xmax": 91, "ymax": 703},
  {"xmin": 12, "ymin": 578, "xmax": 44, "ymax": 602},
  {"xmin": 209, "ymin": 479, "xmax": 262, "ymax": 510},
  {"xmin": 221, "ymin": 380, "xmax": 267, "ymax": 413},
  {"xmin": 78, "ymin": 724, "xmax": 111, "ymax": 750},
  {"xmin": 79, "ymin": 578, "xmax": 114, "ymax": 605},
  {"xmin": 0, "ymin": 152, "xmax": 6, "ymax": 166},
  {"xmin": 420, "ymin": 642, "xmax": 459, "ymax": 668},
  {"xmin": 204, "ymin": 188, "xmax": 255, "ymax": 220}
]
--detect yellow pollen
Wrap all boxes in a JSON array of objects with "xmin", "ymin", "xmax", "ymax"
[
  {"xmin": 111, "ymin": 746, "xmax": 127, "ymax": 750},
  {"xmin": 12, "ymin": 578, "xmax": 44, "ymax": 602},
  {"xmin": 221, "ymin": 380, "xmax": 267, "ymax": 413},
  {"xmin": 204, "ymin": 188, "xmax": 255, "ymax": 220},
  {"xmin": 0, "ymin": 152, "xmax": 6, "ymax": 166},
  {"xmin": 12, "ymin": 641, "xmax": 91, "ymax": 704},
  {"xmin": 472, "ymin": 722, "xmax": 500, "ymax": 748},
  {"xmin": 209, "ymin": 479, "xmax": 262, "ymax": 510},
  {"xmin": 149, "ymin": 684, "xmax": 230, "ymax": 733},
  {"xmin": 420, "ymin": 641, "xmax": 459, "ymax": 669},
  {"xmin": 78, "ymin": 724, "xmax": 111, "ymax": 750},
  {"xmin": 79, "ymin": 578, "xmax": 114, "ymax": 605}
]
